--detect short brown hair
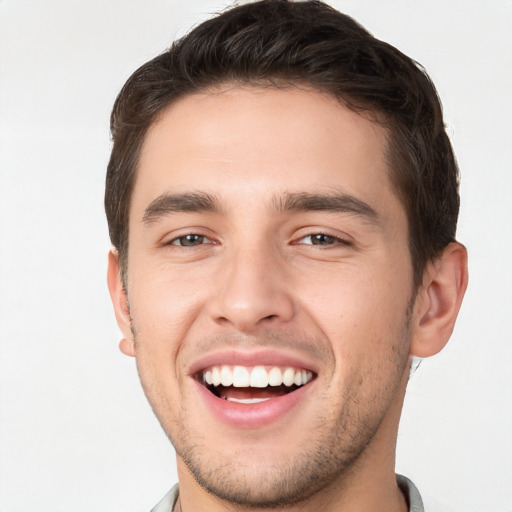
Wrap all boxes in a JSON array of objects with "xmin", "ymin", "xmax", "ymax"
[{"xmin": 105, "ymin": 0, "xmax": 460, "ymax": 289}]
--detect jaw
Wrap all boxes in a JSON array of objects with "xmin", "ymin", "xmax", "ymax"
[
  {"xmin": 133, "ymin": 327, "xmax": 413, "ymax": 510},
  {"xmin": 167, "ymin": 363, "xmax": 411, "ymax": 512},
  {"xmin": 174, "ymin": 387, "xmax": 410, "ymax": 512}
]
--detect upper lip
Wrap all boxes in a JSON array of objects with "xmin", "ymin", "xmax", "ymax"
[{"xmin": 188, "ymin": 348, "xmax": 320, "ymax": 377}]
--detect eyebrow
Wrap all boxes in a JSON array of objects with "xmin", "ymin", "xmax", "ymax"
[
  {"xmin": 141, "ymin": 190, "xmax": 380, "ymax": 226},
  {"xmin": 142, "ymin": 192, "xmax": 222, "ymax": 224},
  {"xmin": 273, "ymin": 192, "xmax": 380, "ymax": 224}
]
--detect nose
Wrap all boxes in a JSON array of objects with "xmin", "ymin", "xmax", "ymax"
[{"xmin": 208, "ymin": 244, "xmax": 295, "ymax": 333}]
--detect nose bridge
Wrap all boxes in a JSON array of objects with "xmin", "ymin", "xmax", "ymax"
[{"xmin": 211, "ymin": 238, "xmax": 294, "ymax": 331}]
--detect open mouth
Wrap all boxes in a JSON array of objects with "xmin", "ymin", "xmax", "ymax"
[{"xmin": 198, "ymin": 365, "xmax": 315, "ymax": 404}]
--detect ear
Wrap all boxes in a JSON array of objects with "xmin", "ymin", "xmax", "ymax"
[
  {"xmin": 410, "ymin": 242, "xmax": 468, "ymax": 358},
  {"xmin": 107, "ymin": 250, "xmax": 135, "ymax": 357}
]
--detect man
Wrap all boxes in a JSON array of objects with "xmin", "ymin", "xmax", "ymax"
[{"xmin": 105, "ymin": 1, "xmax": 468, "ymax": 511}]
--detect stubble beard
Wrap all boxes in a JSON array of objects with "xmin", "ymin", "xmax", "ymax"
[
  {"xmin": 174, "ymin": 394, "xmax": 391, "ymax": 508},
  {"xmin": 133, "ymin": 302, "xmax": 413, "ymax": 509}
]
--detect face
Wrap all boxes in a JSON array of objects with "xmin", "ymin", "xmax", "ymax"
[{"xmin": 116, "ymin": 86, "xmax": 416, "ymax": 507}]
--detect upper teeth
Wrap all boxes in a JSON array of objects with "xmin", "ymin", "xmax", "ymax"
[{"xmin": 202, "ymin": 365, "xmax": 313, "ymax": 388}]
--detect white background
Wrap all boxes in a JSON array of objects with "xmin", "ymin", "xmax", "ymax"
[{"xmin": 0, "ymin": 1, "xmax": 511, "ymax": 511}]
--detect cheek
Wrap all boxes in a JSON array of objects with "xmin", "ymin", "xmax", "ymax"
[
  {"xmin": 298, "ymin": 263, "xmax": 412, "ymax": 356},
  {"xmin": 302, "ymin": 271, "xmax": 412, "ymax": 408},
  {"xmin": 127, "ymin": 265, "xmax": 207, "ymax": 350}
]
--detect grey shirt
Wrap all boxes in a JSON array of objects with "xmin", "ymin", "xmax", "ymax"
[{"xmin": 150, "ymin": 474, "xmax": 424, "ymax": 512}]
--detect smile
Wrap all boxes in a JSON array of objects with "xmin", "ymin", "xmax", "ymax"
[{"xmin": 200, "ymin": 365, "xmax": 314, "ymax": 404}]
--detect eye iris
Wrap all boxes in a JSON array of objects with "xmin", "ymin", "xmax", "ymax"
[
  {"xmin": 179, "ymin": 234, "xmax": 203, "ymax": 246},
  {"xmin": 311, "ymin": 234, "xmax": 335, "ymax": 245}
]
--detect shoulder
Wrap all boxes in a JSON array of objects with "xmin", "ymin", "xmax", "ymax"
[
  {"xmin": 422, "ymin": 494, "xmax": 458, "ymax": 512},
  {"xmin": 397, "ymin": 475, "xmax": 456, "ymax": 512},
  {"xmin": 397, "ymin": 474, "xmax": 424, "ymax": 512},
  {"xmin": 149, "ymin": 483, "xmax": 179, "ymax": 512}
]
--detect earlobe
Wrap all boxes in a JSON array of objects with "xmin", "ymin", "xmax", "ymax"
[
  {"xmin": 410, "ymin": 242, "xmax": 468, "ymax": 358},
  {"xmin": 107, "ymin": 250, "xmax": 135, "ymax": 358},
  {"xmin": 119, "ymin": 337, "xmax": 136, "ymax": 357}
]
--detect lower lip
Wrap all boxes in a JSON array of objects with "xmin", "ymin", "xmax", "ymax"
[{"xmin": 193, "ymin": 379, "xmax": 314, "ymax": 429}]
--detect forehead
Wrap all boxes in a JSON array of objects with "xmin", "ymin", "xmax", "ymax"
[{"xmin": 133, "ymin": 86, "xmax": 400, "ymax": 221}]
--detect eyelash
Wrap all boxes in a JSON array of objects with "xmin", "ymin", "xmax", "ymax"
[
  {"xmin": 165, "ymin": 231, "xmax": 351, "ymax": 249},
  {"xmin": 167, "ymin": 233, "xmax": 216, "ymax": 247},
  {"xmin": 293, "ymin": 233, "xmax": 352, "ymax": 248}
]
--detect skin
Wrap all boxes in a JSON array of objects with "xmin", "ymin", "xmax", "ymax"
[{"xmin": 108, "ymin": 86, "xmax": 468, "ymax": 511}]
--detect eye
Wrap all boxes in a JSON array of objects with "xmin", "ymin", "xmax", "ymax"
[
  {"xmin": 296, "ymin": 233, "xmax": 350, "ymax": 247},
  {"xmin": 169, "ymin": 234, "xmax": 214, "ymax": 247}
]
